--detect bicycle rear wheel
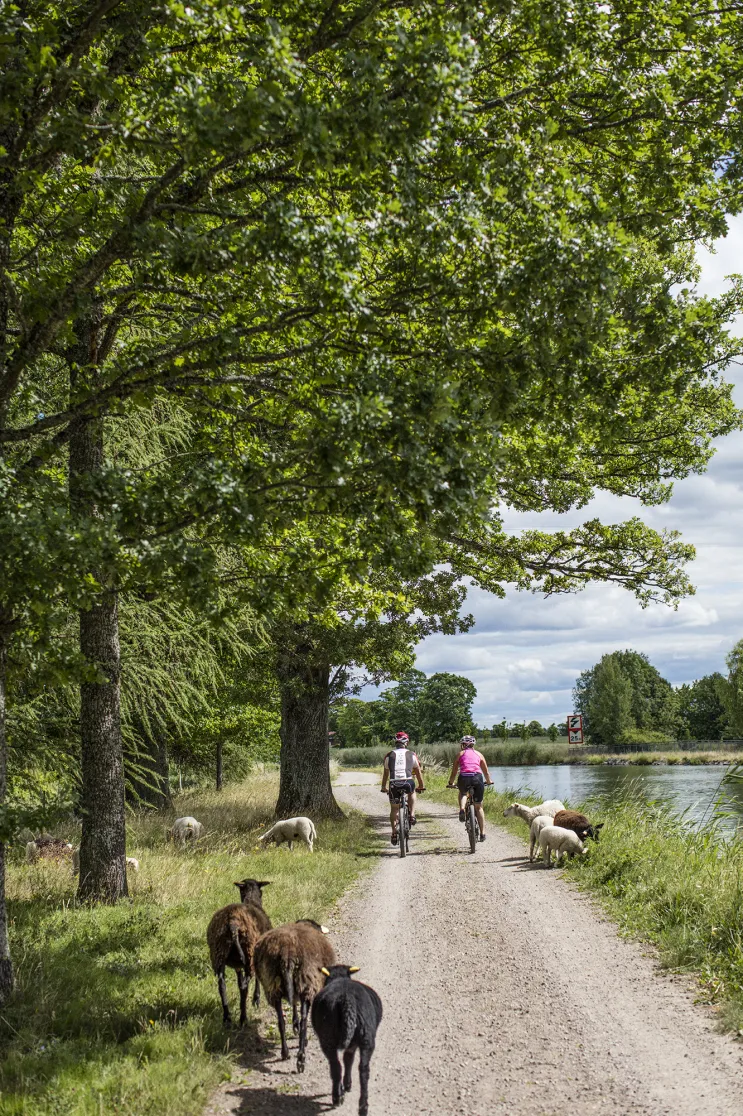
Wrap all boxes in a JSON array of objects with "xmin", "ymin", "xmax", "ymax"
[
  {"xmin": 467, "ymin": 803, "xmax": 477, "ymax": 853},
  {"xmin": 399, "ymin": 801, "xmax": 407, "ymax": 858}
]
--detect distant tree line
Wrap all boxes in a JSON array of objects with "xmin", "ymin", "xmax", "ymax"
[{"xmin": 573, "ymin": 645, "xmax": 743, "ymax": 746}]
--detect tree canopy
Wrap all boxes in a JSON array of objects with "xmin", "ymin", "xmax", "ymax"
[{"xmin": 574, "ymin": 650, "xmax": 678, "ymax": 745}]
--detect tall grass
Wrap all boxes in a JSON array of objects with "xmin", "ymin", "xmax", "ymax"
[
  {"xmin": 335, "ymin": 739, "xmax": 573, "ymax": 768},
  {"xmin": 0, "ymin": 776, "xmax": 373, "ymax": 1116},
  {"xmin": 427, "ymin": 774, "xmax": 743, "ymax": 1033}
]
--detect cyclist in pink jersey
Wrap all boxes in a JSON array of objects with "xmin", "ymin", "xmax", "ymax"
[{"xmin": 447, "ymin": 735, "xmax": 493, "ymax": 842}]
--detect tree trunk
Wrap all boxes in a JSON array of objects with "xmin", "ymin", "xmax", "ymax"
[
  {"xmin": 275, "ymin": 654, "xmax": 343, "ymax": 819},
  {"xmin": 69, "ymin": 308, "xmax": 127, "ymax": 903},
  {"xmin": 0, "ymin": 630, "xmax": 14, "ymax": 1002},
  {"xmin": 216, "ymin": 738, "xmax": 223, "ymax": 791}
]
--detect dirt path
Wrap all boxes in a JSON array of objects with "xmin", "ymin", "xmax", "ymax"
[{"xmin": 205, "ymin": 776, "xmax": 743, "ymax": 1116}]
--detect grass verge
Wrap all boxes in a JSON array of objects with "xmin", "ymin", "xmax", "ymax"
[
  {"xmin": 335, "ymin": 743, "xmax": 742, "ymax": 768},
  {"xmin": 1, "ymin": 775, "xmax": 373, "ymax": 1116},
  {"xmin": 426, "ymin": 774, "xmax": 743, "ymax": 1034}
]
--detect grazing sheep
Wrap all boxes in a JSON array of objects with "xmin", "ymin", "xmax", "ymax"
[
  {"xmin": 311, "ymin": 964, "xmax": 383, "ymax": 1116},
  {"xmin": 258, "ymin": 817, "xmax": 317, "ymax": 853},
  {"xmin": 71, "ymin": 850, "xmax": 139, "ymax": 875},
  {"xmin": 167, "ymin": 816, "xmax": 204, "ymax": 845},
  {"xmin": 539, "ymin": 825, "xmax": 587, "ymax": 867},
  {"xmin": 503, "ymin": 800, "xmax": 565, "ymax": 825},
  {"xmin": 528, "ymin": 815, "xmax": 555, "ymax": 862},
  {"xmin": 552, "ymin": 809, "xmax": 604, "ymax": 843},
  {"xmin": 254, "ymin": 919, "xmax": 335, "ymax": 1071},
  {"xmin": 206, "ymin": 878, "xmax": 272, "ymax": 1027},
  {"xmin": 25, "ymin": 835, "xmax": 73, "ymax": 865}
]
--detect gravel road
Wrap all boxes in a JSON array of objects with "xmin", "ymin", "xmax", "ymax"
[{"xmin": 205, "ymin": 773, "xmax": 743, "ymax": 1116}]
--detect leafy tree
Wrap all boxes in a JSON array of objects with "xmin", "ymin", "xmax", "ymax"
[
  {"xmin": 676, "ymin": 674, "xmax": 728, "ymax": 742},
  {"xmin": 547, "ymin": 724, "xmax": 559, "ymax": 743},
  {"xmin": 493, "ymin": 721, "xmax": 509, "ymax": 745},
  {"xmin": 375, "ymin": 670, "xmax": 428, "ymax": 745},
  {"xmin": 574, "ymin": 650, "xmax": 677, "ymax": 745},
  {"xmin": 527, "ymin": 720, "xmax": 545, "ymax": 737},
  {"xmin": 716, "ymin": 644, "xmax": 743, "ymax": 738},
  {"xmin": 418, "ymin": 673, "xmax": 477, "ymax": 742},
  {"xmin": 332, "ymin": 699, "xmax": 381, "ymax": 750}
]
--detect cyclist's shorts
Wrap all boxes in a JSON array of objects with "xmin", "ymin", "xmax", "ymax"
[
  {"xmin": 388, "ymin": 779, "xmax": 415, "ymax": 800},
  {"xmin": 458, "ymin": 772, "xmax": 485, "ymax": 803}
]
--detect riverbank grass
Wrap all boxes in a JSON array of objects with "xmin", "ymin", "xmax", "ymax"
[
  {"xmin": 1, "ymin": 776, "xmax": 373, "ymax": 1116},
  {"xmin": 427, "ymin": 775, "xmax": 743, "ymax": 1034}
]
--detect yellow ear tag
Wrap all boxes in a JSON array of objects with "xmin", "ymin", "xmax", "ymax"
[
  {"xmin": 321, "ymin": 967, "xmax": 330, "ymax": 976},
  {"xmin": 349, "ymin": 966, "xmax": 360, "ymax": 974}
]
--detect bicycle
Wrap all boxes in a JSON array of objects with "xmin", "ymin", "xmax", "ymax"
[
  {"xmin": 448, "ymin": 781, "xmax": 492, "ymax": 853},
  {"xmin": 385, "ymin": 784, "xmax": 425, "ymax": 858}
]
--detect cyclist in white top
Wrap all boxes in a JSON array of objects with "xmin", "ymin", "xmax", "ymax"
[{"xmin": 380, "ymin": 732, "xmax": 425, "ymax": 846}]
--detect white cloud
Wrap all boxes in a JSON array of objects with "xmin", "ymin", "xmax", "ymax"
[{"xmin": 412, "ymin": 215, "xmax": 743, "ymax": 728}]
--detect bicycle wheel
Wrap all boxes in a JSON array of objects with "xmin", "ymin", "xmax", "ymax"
[
  {"xmin": 399, "ymin": 801, "xmax": 407, "ymax": 859},
  {"xmin": 467, "ymin": 803, "xmax": 477, "ymax": 853}
]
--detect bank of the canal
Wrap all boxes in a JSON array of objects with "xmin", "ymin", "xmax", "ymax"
[{"xmin": 424, "ymin": 772, "xmax": 743, "ymax": 1036}]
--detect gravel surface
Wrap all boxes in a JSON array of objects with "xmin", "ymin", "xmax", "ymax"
[{"xmin": 204, "ymin": 773, "xmax": 743, "ymax": 1115}]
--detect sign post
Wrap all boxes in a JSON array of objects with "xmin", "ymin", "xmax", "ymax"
[{"xmin": 567, "ymin": 714, "xmax": 584, "ymax": 745}]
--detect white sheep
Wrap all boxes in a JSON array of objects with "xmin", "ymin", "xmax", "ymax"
[
  {"xmin": 258, "ymin": 816, "xmax": 316, "ymax": 852},
  {"xmin": 503, "ymin": 799, "xmax": 565, "ymax": 825},
  {"xmin": 167, "ymin": 816, "xmax": 204, "ymax": 845},
  {"xmin": 528, "ymin": 815, "xmax": 555, "ymax": 862},
  {"xmin": 538, "ymin": 825, "xmax": 587, "ymax": 867}
]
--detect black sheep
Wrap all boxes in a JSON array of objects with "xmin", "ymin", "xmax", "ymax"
[{"xmin": 311, "ymin": 964, "xmax": 383, "ymax": 1115}]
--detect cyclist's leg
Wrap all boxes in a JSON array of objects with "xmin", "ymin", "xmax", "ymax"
[
  {"xmin": 475, "ymin": 802, "xmax": 485, "ymax": 833},
  {"xmin": 389, "ymin": 799, "xmax": 400, "ymax": 832},
  {"xmin": 407, "ymin": 786, "xmax": 417, "ymax": 822}
]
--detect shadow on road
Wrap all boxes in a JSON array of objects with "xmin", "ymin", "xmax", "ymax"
[{"xmin": 219, "ymin": 1085, "xmax": 330, "ymax": 1115}]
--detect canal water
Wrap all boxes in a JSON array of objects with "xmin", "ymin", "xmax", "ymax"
[{"xmin": 490, "ymin": 763, "xmax": 743, "ymax": 832}]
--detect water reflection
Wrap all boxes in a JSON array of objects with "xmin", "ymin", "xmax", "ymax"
[{"xmin": 490, "ymin": 764, "xmax": 743, "ymax": 833}]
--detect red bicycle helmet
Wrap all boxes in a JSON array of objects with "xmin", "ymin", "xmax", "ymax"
[{"xmin": 394, "ymin": 731, "xmax": 409, "ymax": 744}]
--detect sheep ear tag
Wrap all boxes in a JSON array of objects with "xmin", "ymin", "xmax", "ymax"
[
  {"xmin": 321, "ymin": 968, "xmax": 330, "ymax": 976},
  {"xmin": 349, "ymin": 966, "xmax": 360, "ymax": 974}
]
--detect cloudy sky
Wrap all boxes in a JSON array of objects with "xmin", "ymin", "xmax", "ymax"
[{"xmin": 413, "ymin": 217, "xmax": 743, "ymax": 728}]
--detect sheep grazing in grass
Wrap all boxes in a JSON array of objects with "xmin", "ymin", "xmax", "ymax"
[
  {"xmin": 25, "ymin": 835, "xmax": 73, "ymax": 865},
  {"xmin": 552, "ymin": 809, "xmax": 604, "ymax": 843},
  {"xmin": 528, "ymin": 815, "xmax": 555, "ymax": 862},
  {"xmin": 254, "ymin": 919, "xmax": 335, "ymax": 1071},
  {"xmin": 503, "ymin": 800, "xmax": 565, "ymax": 825},
  {"xmin": 311, "ymin": 964, "xmax": 383, "ymax": 1116},
  {"xmin": 167, "ymin": 816, "xmax": 204, "ymax": 846},
  {"xmin": 539, "ymin": 825, "xmax": 587, "ymax": 867},
  {"xmin": 258, "ymin": 816, "xmax": 317, "ymax": 853},
  {"xmin": 206, "ymin": 878, "xmax": 272, "ymax": 1027}
]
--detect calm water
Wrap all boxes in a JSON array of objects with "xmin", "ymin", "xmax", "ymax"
[{"xmin": 490, "ymin": 764, "xmax": 743, "ymax": 832}]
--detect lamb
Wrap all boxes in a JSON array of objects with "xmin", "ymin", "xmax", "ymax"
[
  {"xmin": 311, "ymin": 964, "xmax": 383, "ymax": 1116},
  {"xmin": 253, "ymin": 918, "xmax": 335, "ymax": 1071},
  {"xmin": 539, "ymin": 825, "xmax": 587, "ymax": 867},
  {"xmin": 552, "ymin": 809, "xmax": 604, "ymax": 843},
  {"xmin": 503, "ymin": 799, "xmax": 565, "ymax": 825},
  {"xmin": 206, "ymin": 878, "xmax": 272, "ymax": 1027},
  {"xmin": 258, "ymin": 816, "xmax": 316, "ymax": 853},
  {"xmin": 25, "ymin": 835, "xmax": 73, "ymax": 865},
  {"xmin": 528, "ymin": 815, "xmax": 555, "ymax": 862},
  {"xmin": 167, "ymin": 816, "xmax": 204, "ymax": 845}
]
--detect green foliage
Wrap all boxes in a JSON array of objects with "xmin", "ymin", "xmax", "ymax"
[
  {"xmin": 575, "ymin": 650, "xmax": 678, "ymax": 745},
  {"xmin": 676, "ymin": 674, "xmax": 728, "ymax": 741},
  {"xmin": 0, "ymin": 776, "xmax": 373, "ymax": 1115},
  {"xmin": 716, "ymin": 643, "xmax": 743, "ymax": 738}
]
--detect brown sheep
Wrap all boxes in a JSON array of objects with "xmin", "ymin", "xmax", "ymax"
[
  {"xmin": 206, "ymin": 878, "xmax": 272, "ymax": 1027},
  {"xmin": 254, "ymin": 919, "xmax": 336, "ymax": 1071},
  {"xmin": 552, "ymin": 809, "xmax": 604, "ymax": 843},
  {"xmin": 25, "ymin": 835, "xmax": 74, "ymax": 865}
]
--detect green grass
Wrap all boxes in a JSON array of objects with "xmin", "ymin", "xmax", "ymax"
[
  {"xmin": 1, "ymin": 776, "xmax": 374, "ymax": 1116},
  {"xmin": 335, "ymin": 739, "xmax": 573, "ymax": 768},
  {"xmin": 427, "ymin": 773, "xmax": 743, "ymax": 1034}
]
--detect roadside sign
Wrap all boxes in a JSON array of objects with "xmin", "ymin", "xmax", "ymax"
[{"xmin": 567, "ymin": 714, "xmax": 584, "ymax": 745}]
